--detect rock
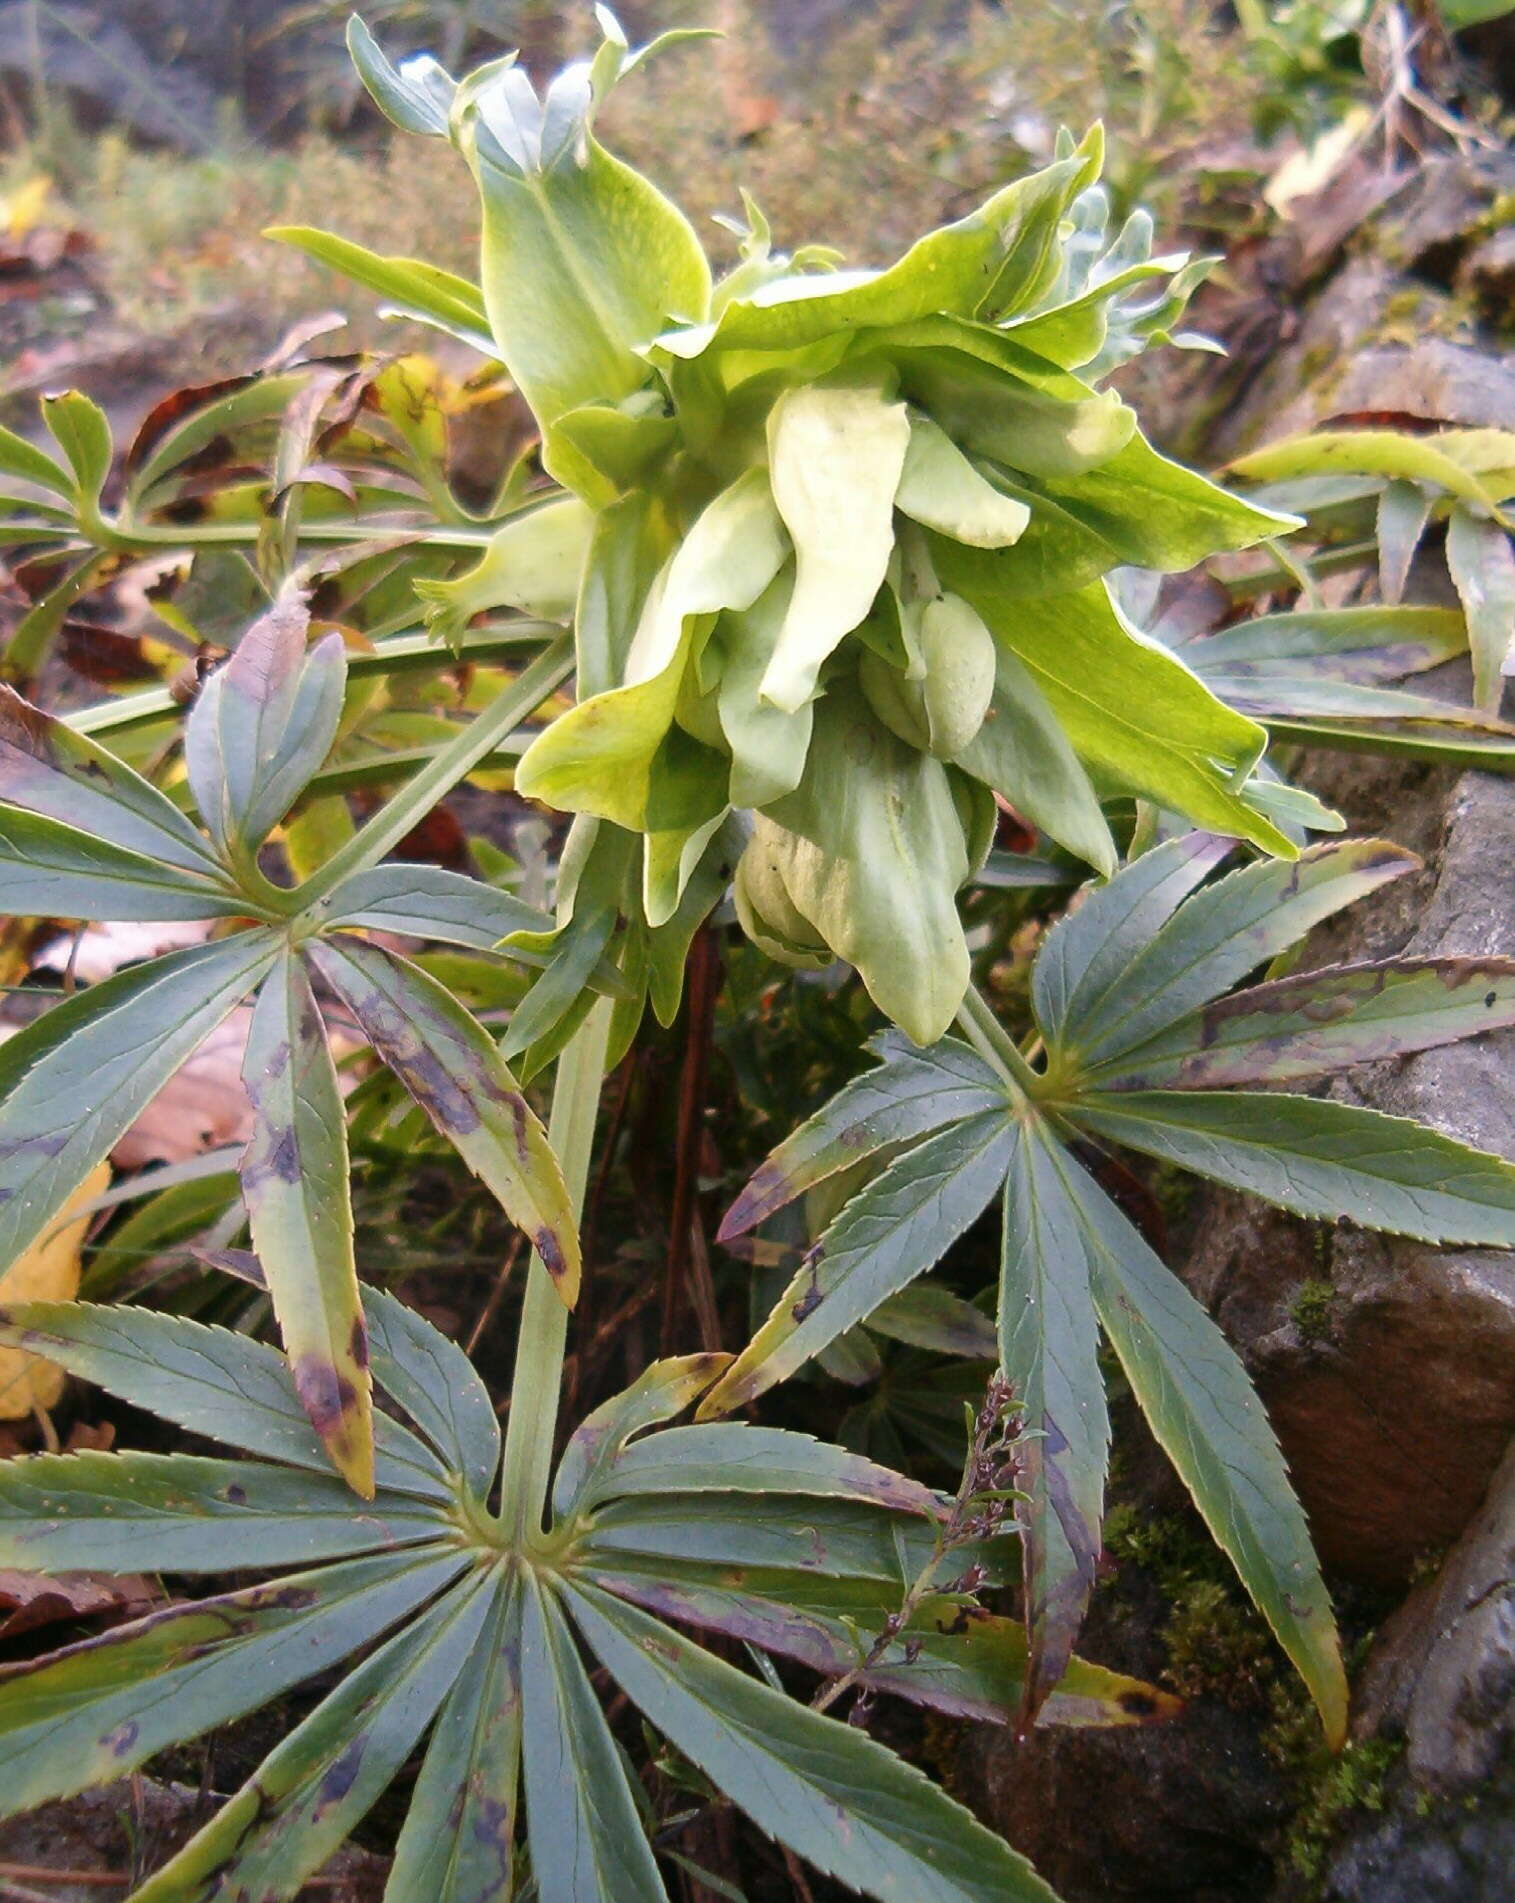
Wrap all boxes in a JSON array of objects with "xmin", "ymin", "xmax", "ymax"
[
  {"xmin": 957, "ymin": 1562, "xmax": 1290, "ymax": 1903},
  {"xmin": 1324, "ymin": 339, "xmax": 1515, "ymax": 432},
  {"xmin": 1183, "ymin": 758, "xmax": 1515, "ymax": 1590},
  {"xmin": 1319, "ymin": 1441, "xmax": 1515, "ymax": 1899}
]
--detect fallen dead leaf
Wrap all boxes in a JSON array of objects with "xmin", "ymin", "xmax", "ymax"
[
  {"xmin": 0, "ymin": 1161, "xmax": 110, "ymax": 1419},
  {"xmin": 0, "ymin": 1568, "xmax": 154, "ymax": 1641}
]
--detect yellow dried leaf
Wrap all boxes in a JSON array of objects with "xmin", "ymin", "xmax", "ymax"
[{"xmin": 0, "ymin": 1161, "xmax": 110, "ymax": 1419}]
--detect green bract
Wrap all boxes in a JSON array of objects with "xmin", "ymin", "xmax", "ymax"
[
  {"xmin": 334, "ymin": 9, "xmax": 1298, "ymax": 1044},
  {"xmin": 0, "ymin": 1294, "xmax": 1173, "ymax": 1903}
]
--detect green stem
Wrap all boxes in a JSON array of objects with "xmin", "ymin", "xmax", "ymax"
[
  {"xmin": 500, "ymin": 997, "xmax": 614, "ymax": 1545},
  {"xmin": 292, "ymin": 633, "xmax": 573, "ymax": 908},
  {"xmin": 956, "ymin": 983, "xmax": 1040, "ymax": 1101}
]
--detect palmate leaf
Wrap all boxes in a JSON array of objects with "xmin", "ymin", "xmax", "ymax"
[
  {"xmin": 567, "ymin": 1584, "xmax": 1061, "ymax": 1903},
  {"xmin": 720, "ymin": 832, "xmax": 1515, "ymax": 1737},
  {"xmin": 0, "ymin": 1293, "xmax": 1171, "ymax": 1903}
]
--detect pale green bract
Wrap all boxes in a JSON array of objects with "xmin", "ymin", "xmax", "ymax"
[{"xmin": 339, "ymin": 8, "xmax": 1296, "ymax": 1045}]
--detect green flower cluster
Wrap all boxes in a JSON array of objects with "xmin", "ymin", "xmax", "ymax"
[{"xmin": 355, "ymin": 10, "xmax": 1295, "ymax": 1043}]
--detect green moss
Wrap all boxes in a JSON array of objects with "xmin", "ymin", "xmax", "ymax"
[
  {"xmin": 1163, "ymin": 1578, "xmax": 1276, "ymax": 1706},
  {"xmin": 1290, "ymin": 1278, "xmax": 1335, "ymax": 1342},
  {"xmin": 1277, "ymin": 1735, "xmax": 1403, "ymax": 1889}
]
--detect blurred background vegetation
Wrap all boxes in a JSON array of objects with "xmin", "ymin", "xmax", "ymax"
[{"xmin": 0, "ymin": 0, "xmax": 1502, "ymax": 382}]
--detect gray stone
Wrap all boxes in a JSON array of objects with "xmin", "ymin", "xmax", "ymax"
[
  {"xmin": 1319, "ymin": 1442, "xmax": 1515, "ymax": 1899},
  {"xmin": 1183, "ymin": 759, "xmax": 1515, "ymax": 1588}
]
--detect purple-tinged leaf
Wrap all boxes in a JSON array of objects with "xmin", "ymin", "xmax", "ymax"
[
  {"xmin": 717, "ymin": 1033, "xmax": 1003, "ymax": 1242},
  {"xmin": 586, "ymin": 1563, "xmax": 1179, "ymax": 1729},
  {"xmin": 568, "ymin": 1582, "xmax": 1062, "ymax": 1903},
  {"xmin": 1192, "ymin": 604, "xmax": 1466, "ymax": 680},
  {"xmin": 0, "ymin": 1450, "xmax": 443, "ymax": 1572},
  {"xmin": 0, "ymin": 1299, "xmax": 447, "ymax": 1498},
  {"xmin": 1446, "ymin": 508, "xmax": 1515, "ymax": 714},
  {"xmin": 519, "ymin": 1574, "xmax": 667, "ymax": 1903},
  {"xmin": 185, "ymin": 594, "xmax": 347, "ymax": 855},
  {"xmin": 1053, "ymin": 838, "xmax": 1417, "ymax": 1071},
  {"xmin": 387, "ymin": 1577, "xmax": 524, "ymax": 1903},
  {"xmin": 553, "ymin": 1354, "xmax": 732, "ymax": 1518},
  {"xmin": 1377, "ymin": 482, "xmax": 1433, "ymax": 604},
  {"xmin": 999, "ymin": 1120, "xmax": 1109, "ymax": 1726},
  {"xmin": 242, "ymin": 951, "xmax": 372, "ymax": 1498},
  {"xmin": 581, "ymin": 1492, "xmax": 952, "ymax": 1585},
  {"xmin": 1092, "ymin": 956, "xmax": 1515, "ymax": 1090},
  {"xmin": 128, "ymin": 1572, "xmax": 495, "ymax": 1903},
  {"xmin": 308, "ymin": 937, "xmax": 579, "ymax": 1301},
  {"xmin": 701, "ymin": 1112, "xmax": 1013, "ymax": 1420},
  {"xmin": 0, "ymin": 686, "xmax": 221, "ymax": 877}
]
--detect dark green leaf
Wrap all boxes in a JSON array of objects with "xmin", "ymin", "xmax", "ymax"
[
  {"xmin": 0, "ymin": 807, "xmax": 243, "ymax": 922},
  {"xmin": 243, "ymin": 950, "xmax": 372, "ymax": 1495},
  {"xmin": 0, "ymin": 934, "xmax": 277, "ymax": 1276},
  {"xmin": 0, "ymin": 1548, "xmax": 469, "ymax": 1817},
  {"xmin": 0, "ymin": 1450, "xmax": 445, "ymax": 1572},
  {"xmin": 1031, "ymin": 833, "xmax": 1231, "ymax": 1058},
  {"xmin": 1052, "ymin": 839, "xmax": 1417, "ymax": 1069},
  {"xmin": 999, "ymin": 1122, "xmax": 1109, "ymax": 1723},
  {"xmin": 581, "ymin": 1493, "xmax": 951, "ymax": 1585},
  {"xmin": 1074, "ymin": 1089, "xmax": 1515, "ymax": 1246},
  {"xmin": 703, "ymin": 1112, "xmax": 1014, "ymax": 1417},
  {"xmin": 130, "ymin": 1571, "xmax": 495, "ymax": 1903},
  {"xmin": 387, "ymin": 1577, "xmax": 524, "ymax": 1903},
  {"xmin": 363, "ymin": 1286, "xmax": 501, "ymax": 1505},
  {"xmin": 322, "ymin": 863, "xmax": 552, "ymax": 951},
  {"xmin": 520, "ymin": 1576, "xmax": 668, "ymax": 1903},
  {"xmin": 552, "ymin": 1354, "xmax": 737, "ymax": 1518},
  {"xmin": 1065, "ymin": 1164, "xmax": 1346, "ymax": 1745},
  {"xmin": 568, "ymin": 1583, "xmax": 1060, "ymax": 1902},
  {"xmin": 717, "ymin": 1033, "xmax": 1004, "ymax": 1241},
  {"xmin": 594, "ymin": 1423, "xmax": 941, "ymax": 1515},
  {"xmin": 0, "ymin": 1301, "xmax": 448, "ymax": 1499}
]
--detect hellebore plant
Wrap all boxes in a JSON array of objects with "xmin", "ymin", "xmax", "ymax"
[{"xmin": 0, "ymin": 11, "xmax": 1514, "ymax": 1901}]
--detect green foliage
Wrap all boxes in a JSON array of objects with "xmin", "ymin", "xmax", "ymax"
[
  {"xmin": 1, "ymin": 9, "xmax": 1515, "ymax": 1898},
  {"xmin": 717, "ymin": 836, "xmax": 1515, "ymax": 1740},
  {"xmin": 0, "ymin": 1294, "xmax": 1165, "ymax": 1902},
  {"xmin": 1232, "ymin": 427, "xmax": 1515, "ymax": 716}
]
